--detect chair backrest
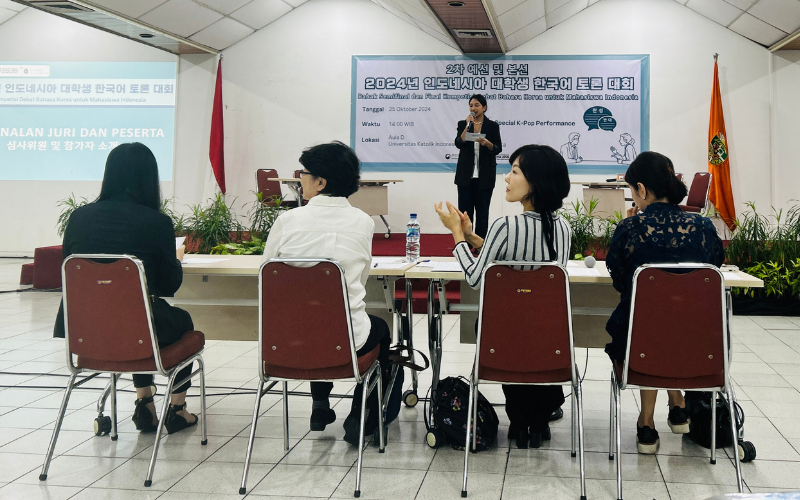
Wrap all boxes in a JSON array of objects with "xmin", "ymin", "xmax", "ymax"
[
  {"xmin": 475, "ymin": 262, "xmax": 574, "ymax": 384},
  {"xmin": 256, "ymin": 169, "xmax": 283, "ymax": 206},
  {"xmin": 686, "ymin": 172, "xmax": 712, "ymax": 208},
  {"xmin": 624, "ymin": 264, "xmax": 727, "ymax": 389},
  {"xmin": 61, "ymin": 255, "xmax": 159, "ymax": 371},
  {"xmin": 259, "ymin": 258, "xmax": 358, "ymax": 380}
]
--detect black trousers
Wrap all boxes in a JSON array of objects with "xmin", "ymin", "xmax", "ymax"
[
  {"xmin": 457, "ymin": 178, "xmax": 493, "ymax": 239},
  {"xmin": 502, "ymin": 385, "xmax": 565, "ymax": 432},
  {"xmin": 310, "ymin": 314, "xmax": 391, "ymax": 417},
  {"xmin": 132, "ymin": 299, "xmax": 194, "ymax": 394}
]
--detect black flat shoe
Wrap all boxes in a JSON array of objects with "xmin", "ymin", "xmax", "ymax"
[
  {"xmin": 132, "ymin": 396, "xmax": 158, "ymax": 433},
  {"xmin": 165, "ymin": 403, "xmax": 198, "ymax": 435},
  {"xmin": 310, "ymin": 408, "xmax": 336, "ymax": 431},
  {"xmin": 530, "ymin": 424, "xmax": 551, "ymax": 448},
  {"xmin": 515, "ymin": 428, "xmax": 529, "ymax": 449}
]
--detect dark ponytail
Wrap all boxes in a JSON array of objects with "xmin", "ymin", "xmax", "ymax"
[
  {"xmin": 509, "ymin": 145, "xmax": 571, "ymax": 260},
  {"xmin": 624, "ymin": 151, "xmax": 687, "ymax": 204}
]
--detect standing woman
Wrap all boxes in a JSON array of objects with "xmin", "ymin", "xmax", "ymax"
[
  {"xmin": 54, "ymin": 142, "xmax": 199, "ymax": 434},
  {"xmin": 454, "ymin": 94, "xmax": 503, "ymax": 240},
  {"xmin": 605, "ymin": 151, "xmax": 724, "ymax": 454},
  {"xmin": 436, "ymin": 144, "xmax": 571, "ymax": 448}
]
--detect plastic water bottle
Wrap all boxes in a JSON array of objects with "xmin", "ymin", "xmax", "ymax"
[{"xmin": 406, "ymin": 213, "xmax": 420, "ymax": 263}]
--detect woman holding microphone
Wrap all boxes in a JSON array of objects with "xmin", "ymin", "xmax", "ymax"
[{"xmin": 454, "ymin": 94, "xmax": 502, "ymax": 240}]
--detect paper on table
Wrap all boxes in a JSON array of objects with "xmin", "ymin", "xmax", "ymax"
[
  {"xmin": 567, "ymin": 267, "xmax": 601, "ymax": 277},
  {"xmin": 433, "ymin": 262, "xmax": 464, "ymax": 273},
  {"xmin": 413, "ymin": 261, "xmax": 436, "ymax": 268},
  {"xmin": 567, "ymin": 261, "xmax": 581, "ymax": 267},
  {"xmin": 175, "ymin": 236, "xmax": 186, "ymax": 249},
  {"xmin": 373, "ymin": 263, "xmax": 408, "ymax": 270},
  {"xmin": 182, "ymin": 257, "xmax": 229, "ymax": 265},
  {"xmin": 371, "ymin": 257, "xmax": 402, "ymax": 265}
]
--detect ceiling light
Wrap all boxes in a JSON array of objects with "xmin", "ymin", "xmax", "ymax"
[
  {"xmin": 447, "ymin": 1, "xmax": 465, "ymax": 6},
  {"xmin": 139, "ymin": 33, "xmax": 155, "ymax": 38}
]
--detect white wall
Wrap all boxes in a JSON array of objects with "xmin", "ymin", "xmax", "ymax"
[
  {"xmin": 3, "ymin": 0, "xmax": 797, "ymax": 254},
  {"xmin": 772, "ymin": 50, "xmax": 800, "ymax": 214},
  {"xmin": 186, "ymin": 0, "xmax": 781, "ymax": 238},
  {"xmin": 0, "ymin": 8, "xmax": 177, "ymax": 255}
]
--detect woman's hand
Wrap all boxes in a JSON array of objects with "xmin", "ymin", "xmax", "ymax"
[
  {"xmin": 435, "ymin": 201, "xmax": 465, "ymax": 237},
  {"xmin": 466, "ymin": 113, "xmax": 475, "ymax": 125},
  {"xmin": 626, "ymin": 206, "xmax": 639, "ymax": 218},
  {"xmin": 458, "ymin": 208, "xmax": 474, "ymax": 238},
  {"xmin": 477, "ymin": 137, "xmax": 493, "ymax": 149},
  {"xmin": 176, "ymin": 244, "xmax": 186, "ymax": 262}
]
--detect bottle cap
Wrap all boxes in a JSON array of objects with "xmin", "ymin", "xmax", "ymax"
[{"xmin": 410, "ymin": 213, "xmax": 417, "ymax": 218}]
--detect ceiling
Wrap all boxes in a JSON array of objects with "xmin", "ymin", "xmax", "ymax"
[{"xmin": 1, "ymin": 0, "xmax": 799, "ymax": 53}]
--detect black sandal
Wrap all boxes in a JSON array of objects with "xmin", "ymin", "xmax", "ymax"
[
  {"xmin": 165, "ymin": 403, "xmax": 199, "ymax": 435},
  {"xmin": 132, "ymin": 397, "xmax": 158, "ymax": 433}
]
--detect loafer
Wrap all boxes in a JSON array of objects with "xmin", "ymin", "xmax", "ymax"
[
  {"xmin": 636, "ymin": 425, "xmax": 660, "ymax": 455},
  {"xmin": 309, "ymin": 408, "xmax": 336, "ymax": 431},
  {"xmin": 667, "ymin": 405, "xmax": 690, "ymax": 434},
  {"xmin": 548, "ymin": 408, "xmax": 564, "ymax": 422}
]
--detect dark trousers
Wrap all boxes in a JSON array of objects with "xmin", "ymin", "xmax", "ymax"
[
  {"xmin": 132, "ymin": 299, "xmax": 194, "ymax": 394},
  {"xmin": 310, "ymin": 314, "xmax": 391, "ymax": 417},
  {"xmin": 457, "ymin": 178, "xmax": 493, "ymax": 239},
  {"xmin": 502, "ymin": 385, "xmax": 565, "ymax": 432}
]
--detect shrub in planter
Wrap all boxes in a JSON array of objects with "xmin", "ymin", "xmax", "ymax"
[
  {"xmin": 185, "ymin": 194, "xmax": 243, "ymax": 254},
  {"xmin": 559, "ymin": 199, "xmax": 621, "ymax": 260}
]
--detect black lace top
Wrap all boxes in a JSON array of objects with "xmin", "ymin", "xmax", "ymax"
[{"xmin": 604, "ymin": 202, "xmax": 725, "ymax": 360}]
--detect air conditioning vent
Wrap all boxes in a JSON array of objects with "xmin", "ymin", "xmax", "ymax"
[
  {"xmin": 29, "ymin": 1, "xmax": 94, "ymax": 13},
  {"xmin": 453, "ymin": 29, "xmax": 493, "ymax": 38}
]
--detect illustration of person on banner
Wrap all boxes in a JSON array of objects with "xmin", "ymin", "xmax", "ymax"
[
  {"xmin": 560, "ymin": 132, "xmax": 583, "ymax": 163},
  {"xmin": 454, "ymin": 94, "xmax": 502, "ymax": 240},
  {"xmin": 611, "ymin": 133, "xmax": 637, "ymax": 164}
]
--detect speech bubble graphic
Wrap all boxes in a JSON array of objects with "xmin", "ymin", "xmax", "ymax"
[
  {"xmin": 598, "ymin": 116, "xmax": 617, "ymax": 131},
  {"xmin": 583, "ymin": 107, "xmax": 613, "ymax": 131}
]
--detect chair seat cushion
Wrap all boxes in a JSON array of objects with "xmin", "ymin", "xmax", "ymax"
[
  {"xmin": 78, "ymin": 330, "xmax": 205, "ymax": 372},
  {"xmin": 614, "ymin": 360, "xmax": 723, "ymax": 389},
  {"xmin": 266, "ymin": 344, "xmax": 380, "ymax": 380},
  {"xmin": 479, "ymin": 365, "xmax": 572, "ymax": 384}
]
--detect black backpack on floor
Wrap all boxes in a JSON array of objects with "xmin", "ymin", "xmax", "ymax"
[
  {"xmin": 425, "ymin": 376, "xmax": 499, "ymax": 451},
  {"xmin": 684, "ymin": 391, "xmax": 743, "ymax": 449}
]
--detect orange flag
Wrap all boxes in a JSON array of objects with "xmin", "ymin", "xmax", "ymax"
[{"xmin": 707, "ymin": 57, "xmax": 735, "ymax": 230}]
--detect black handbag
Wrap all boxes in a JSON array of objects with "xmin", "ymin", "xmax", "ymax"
[{"xmin": 684, "ymin": 391, "xmax": 743, "ymax": 449}]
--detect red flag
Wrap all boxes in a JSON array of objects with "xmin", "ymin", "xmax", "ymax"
[
  {"xmin": 707, "ymin": 58, "xmax": 735, "ymax": 230},
  {"xmin": 209, "ymin": 57, "xmax": 226, "ymax": 194}
]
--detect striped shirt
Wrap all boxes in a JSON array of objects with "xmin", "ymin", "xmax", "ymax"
[{"xmin": 454, "ymin": 212, "xmax": 572, "ymax": 289}]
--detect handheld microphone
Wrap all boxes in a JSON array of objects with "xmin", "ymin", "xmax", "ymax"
[{"xmin": 468, "ymin": 111, "xmax": 475, "ymax": 132}]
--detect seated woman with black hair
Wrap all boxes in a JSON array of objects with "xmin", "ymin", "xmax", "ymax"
[
  {"xmin": 605, "ymin": 151, "xmax": 725, "ymax": 454},
  {"xmin": 54, "ymin": 142, "xmax": 198, "ymax": 435},
  {"xmin": 261, "ymin": 141, "xmax": 390, "ymax": 445},
  {"xmin": 435, "ymin": 144, "xmax": 572, "ymax": 449}
]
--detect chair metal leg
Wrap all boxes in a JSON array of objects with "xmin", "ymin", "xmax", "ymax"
[
  {"xmin": 571, "ymin": 383, "xmax": 577, "ymax": 458},
  {"xmin": 727, "ymin": 389, "xmax": 743, "ymax": 492},
  {"xmin": 376, "ymin": 366, "xmax": 386, "ymax": 452},
  {"xmin": 354, "ymin": 377, "xmax": 369, "ymax": 497},
  {"xmin": 239, "ymin": 379, "xmax": 265, "ymax": 495},
  {"xmin": 144, "ymin": 370, "xmax": 177, "ymax": 487},
  {"xmin": 710, "ymin": 391, "xmax": 717, "ymax": 464},
  {"xmin": 577, "ymin": 380, "xmax": 587, "ymax": 500},
  {"xmin": 461, "ymin": 379, "xmax": 475, "ymax": 498},
  {"xmin": 199, "ymin": 358, "xmax": 208, "ymax": 446},
  {"xmin": 39, "ymin": 372, "xmax": 77, "ymax": 481},
  {"xmin": 110, "ymin": 373, "xmax": 118, "ymax": 441},
  {"xmin": 614, "ymin": 382, "xmax": 623, "ymax": 500},
  {"xmin": 471, "ymin": 380, "xmax": 478, "ymax": 452},
  {"xmin": 609, "ymin": 370, "xmax": 615, "ymax": 461},
  {"xmin": 282, "ymin": 382, "xmax": 289, "ymax": 451}
]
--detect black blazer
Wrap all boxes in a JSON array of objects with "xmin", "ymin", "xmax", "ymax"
[
  {"xmin": 53, "ymin": 197, "xmax": 184, "ymax": 338},
  {"xmin": 454, "ymin": 117, "xmax": 503, "ymax": 190}
]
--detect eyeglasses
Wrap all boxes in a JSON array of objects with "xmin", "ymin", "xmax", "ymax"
[{"xmin": 298, "ymin": 170, "xmax": 313, "ymax": 177}]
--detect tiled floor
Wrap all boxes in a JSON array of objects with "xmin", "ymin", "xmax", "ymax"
[{"xmin": 0, "ymin": 258, "xmax": 799, "ymax": 499}]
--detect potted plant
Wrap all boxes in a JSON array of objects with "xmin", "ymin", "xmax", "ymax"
[
  {"xmin": 185, "ymin": 193, "xmax": 244, "ymax": 254},
  {"xmin": 559, "ymin": 199, "xmax": 620, "ymax": 260}
]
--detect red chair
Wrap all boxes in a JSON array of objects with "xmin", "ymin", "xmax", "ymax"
[
  {"xmin": 679, "ymin": 172, "xmax": 712, "ymax": 213},
  {"xmin": 462, "ymin": 262, "xmax": 586, "ymax": 499},
  {"xmin": 239, "ymin": 258, "xmax": 385, "ymax": 497},
  {"xmin": 39, "ymin": 255, "xmax": 207, "ymax": 487},
  {"xmin": 609, "ymin": 264, "xmax": 743, "ymax": 500},
  {"xmin": 255, "ymin": 168, "xmax": 288, "ymax": 207}
]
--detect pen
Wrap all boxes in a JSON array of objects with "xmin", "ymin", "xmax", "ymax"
[{"xmin": 373, "ymin": 263, "xmax": 379, "ymax": 268}]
